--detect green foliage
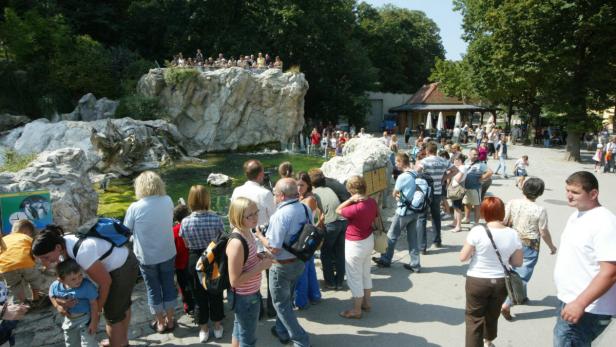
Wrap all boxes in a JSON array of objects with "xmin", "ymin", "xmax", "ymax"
[
  {"xmin": 115, "ymin": 94, "xmax": 165, "ymax": 121},
  {"xmin": 163, "ymin": 67, "xmax": 199, "ymax": 86},
  {"xmin": 0, "ymin": 150, "xmax": 37, "ymax": 172},
  {"xmin": 430, "ymin": 58, "xmax": 476, "ymax": 102}
]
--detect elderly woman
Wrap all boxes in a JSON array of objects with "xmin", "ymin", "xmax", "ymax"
[
  {"xmin": 32, "ymin": 224, "xmax": 139, "ymax": 347},
  {"xmin": 335, "ymin": 176, "xmax": 378, "ymax": 319},
  {"xmin": 180, "ymin": 185, "xmax": 225, "ymax": 342},
  {"xmin": 500, "ymin": 178, "xmax": 557, "ymax": 320},
  {"xmin": 459, "ymin": 197, "xmax": 523, "ymax": 347},
  {"xmin": 123, "ymin": 171, "xmax": 177, "ymax": 333},
  {"xmin": 226, "ymin": 197, "xmax": 273, "ymax": 347}
]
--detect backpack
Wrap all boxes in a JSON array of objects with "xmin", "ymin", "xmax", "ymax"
[
  {"xmin": 464, "ymin": 163, "xmax": 483, "ymax": 189},
  {"xmin": 399, "ymin": 171, "xmax": 434, "ymax": 213},
  {"xmin": 73, "ymin": 218, "xmax": 131, "ymax": 261},
  {"xmin": 283, "ymin": 203, "xmax": 325, "ymax": 262},
  {"xmin": 196, "ymin": 233, "xmax": 249, "ymax": 295}
]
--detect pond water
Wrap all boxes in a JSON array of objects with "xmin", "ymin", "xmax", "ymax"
[{"xmin": 97, "ymin": 152, "xmax": 325, "ymax": 231}]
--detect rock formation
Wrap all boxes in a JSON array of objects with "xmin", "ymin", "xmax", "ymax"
[
  {"xmin": 320, "ymin": 136, "xmax": 393, "ymax": 184},
  {"xmin": 0, "ymin": 148, "xmax": 98, "ymax": 232},
  {"xmin": 0, "ymin": 114, "xmax": 30, "ymax": 132},
  {"xmin": 57, "ymin": 93, "xmax": 119, "ymax": 122},
  {"xmin": 138, "ymin": 67, "xmax": 308, "ymax": 152}
]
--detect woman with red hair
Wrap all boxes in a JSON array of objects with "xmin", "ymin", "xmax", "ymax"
[{"xmin": 459, "ymin": 197, "xmax": 523, "ymax": 347}]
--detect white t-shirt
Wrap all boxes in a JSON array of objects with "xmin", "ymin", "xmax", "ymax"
[
  {"xmin": 554, "ymin": 206, "xmax": 616, "ymax": 315},
  {"xmin": 466, "ymin": 225, "xmax": 522, "ymax": 278},
  {"xmin": 231, "ymin": 181, "xmax": 276, "ymax": 226},
  {"xmin": 451, "ymin": 165, "xmax": 467, "ymax": 187},
  {"xmin": 65, "ymin": 235, "xmax": 129, "ymax": 272}
]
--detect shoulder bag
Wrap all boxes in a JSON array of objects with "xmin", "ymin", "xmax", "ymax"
[
  {"xmin": 481, "ymin": 224, "xmax": 526, "ymax": 305},
  {"xmin": 372, "ymin": 213, "xmax": 387, "ymax": 254},
  {"xmin": 447, "ymin": 176, "xmax": 466, "ymax": 200}
]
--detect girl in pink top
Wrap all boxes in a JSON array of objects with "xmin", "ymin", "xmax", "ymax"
[
  {"xmin": 226, "ymin": 198, "xmax": 273, "ymax": 347},
  {"xmin": 336, "ymin": 176, "xmax": 378, "ymax": 319}
]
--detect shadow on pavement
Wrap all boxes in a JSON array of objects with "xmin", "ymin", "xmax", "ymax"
[{"xmin": 310, "ymin": 330, "xmax": 440, "ymax": 347}]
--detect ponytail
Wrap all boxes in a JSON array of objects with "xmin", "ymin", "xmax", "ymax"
[{"xmin": 32, "ymin": 224, "xmax": 66, "ymax": 256}]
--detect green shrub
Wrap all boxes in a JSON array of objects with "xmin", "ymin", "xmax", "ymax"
[
  {"xmin": 0, "ymin": 150, "xmax": 37, "ymax": 172},
  {"xmin": 163, "ymin": 67, "xmax": 199, "ymax": 85},
  {"xmin": 115, "ymin": 94, "xmax": 166, "ymax": 121}
]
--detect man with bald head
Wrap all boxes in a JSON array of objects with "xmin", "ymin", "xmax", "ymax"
[{"xmin": 255, "ymin": 178, "xmax": 311, "ymax": 346}]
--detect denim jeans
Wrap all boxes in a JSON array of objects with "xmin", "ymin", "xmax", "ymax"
[
  {"xmin": 494, "ymin": 155, "xmax": 507, "ymax": 176},
  {"xmin": 553, "ymin": 301, "xmax": 612, "ymax": 347},
  {"xmin": 380, "ymin": 212, "xmax": 421, "ymax": 270},
  {"xmin": 62, "ymin": 314, "xmax": 97, "ymax": 347},
  {"xmin": 320, "ymin": 220, "xmax": 347, "ymax": 286},
  {"xmin": 505, "ymin": 243, "xmax": 538, "ymax": 306},
  {"xmin": 270, "ymin": 261, "xmax": 310, "ymax": 347},
  {"xmin": 230, "ymin": 291, "xmax": 261, "ymax": 347},
  {"xmin": 428, "ymin": 194, "xmax": 442, "ymax": 245},
  {"xmin": 139, "ymin": 256, "xmax": 178, "ymax": 314},
  {"xmin": 418, "ymin": 212, "xmax": 428, "ymax": 251},
  {"xmin": 294, "ymin": 257, "xmax": 321, "ymax": 308}
]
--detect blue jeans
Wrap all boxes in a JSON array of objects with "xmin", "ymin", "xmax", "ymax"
[
  {"xmin": 494, "ymin": 155, "xmax": 507, "ymax": 176},
  {"xmin": 294, "ymin": 257, "xmax": 321, "ymax": 308},
  {"xmin": 270, "ymin": 261, "xmax": 310, "ymax": 347},
  {"xmin": 505, "ymin": 243, "xmax": 538, "ymax": 306},
  {"xmin": 139, "ymin": 256, "xmax": 178, "ymax": 314},
  {"xmin": 379, "ymin": 212, "xmax": 421, "ymax": 269},
  {"xmin": 320, "ymin": 220, "xmax": 347, "ymax": 287},
  {"xmin": 418, "ymin": 212, "xmax": 428, "ymax": 251},
  {"xmin": 553, "ymin": 301, "xmax": 612, "ymax": 347},
  {"xmin": 230, "ymin": 291, "xmax": 261, "ymax": 347}
]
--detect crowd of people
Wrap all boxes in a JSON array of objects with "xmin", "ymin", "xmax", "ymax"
[
  {"xmin": 0, "ymin": 127, "xmax": 614, "ymax": 347},
  {"xmin": 170, "ymin": 50, "xmax": 284, "ymax": 71}
]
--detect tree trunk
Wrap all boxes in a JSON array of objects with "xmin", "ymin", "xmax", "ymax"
[
  {"xmin": 505, "ymin": 100, "xmax": 513, "ymax": 132},
  {"xmin": 565, "ymin": 131, "xmax": 581, "ymax": 161}
]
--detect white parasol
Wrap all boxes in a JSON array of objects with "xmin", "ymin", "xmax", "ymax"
[
  {"xmin": 425, "ymin": 112, "xmax": 433, "ymax": 130},
  {"xmin": 436, "ymin": 112, "xmax": 444, "ymax": 130}
]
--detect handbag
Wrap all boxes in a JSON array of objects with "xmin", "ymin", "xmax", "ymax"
[
  {"xmin": 283, "ymin": 203, "xmax": 325, "ymax": 262},
  {"xmin": 481, "ymin": 224, "xmax": 526, "ymax": 305},
  {"xmin": 372, "ymin": 214, "xmax": 387, "ymax": 253},
  {"xmin": 447, "ymin": 180, "xmax": 466, "ymax": 200}
]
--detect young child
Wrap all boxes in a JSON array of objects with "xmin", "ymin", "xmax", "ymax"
[
  {"xmin": 592, "ymin": 143, "xmax": 604, "ymax": 172},
  {"xmin": 173, "ymin": 204, "xmax": 194, "ymax": 315},
  {"xmin": 0, "ymin": 219, "xmax": 46, "ymax": 304},
  {"xmin": 514, "ymin": 155, "xmax": 529, "ymax": 188},
  {"xmin": 49, "ymin": 259, "xmax": 99, "ymax": 347}
]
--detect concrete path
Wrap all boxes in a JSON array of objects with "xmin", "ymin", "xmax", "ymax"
[{"xmin": 11, "ymin": 143, "xmax": 616, "ymax": 346}]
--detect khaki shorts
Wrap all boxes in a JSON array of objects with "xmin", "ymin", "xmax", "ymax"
[
  {"xmin": 463, "ymin": 188, "xmax": 481, "ymax": 206},
  {"xmin": 104, "ymin": 250, "xmax": 139, "ymax": 324},
  {"xmin": 2, "ymin": 267, "xmax": 46, "ymax": 291}
]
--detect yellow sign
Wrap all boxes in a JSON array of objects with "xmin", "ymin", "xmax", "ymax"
[{"xmin": 364, "ymin": 167, "xmax": 387, "ymax": 195}]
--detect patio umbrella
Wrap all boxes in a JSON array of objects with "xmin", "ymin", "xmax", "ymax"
[
  {"xmin": 425, "ymin": 112, "xmax": 433, "ymax": 130},
  {"xmin": 455, "ymin": 111, "xmax": 462, "ymax": 127},
  {"xmin": 436, "ymin": 112, "xmax": 444, "ymax": 130}
]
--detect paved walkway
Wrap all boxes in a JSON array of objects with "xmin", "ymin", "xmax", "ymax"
[{"xmin": 10, "ymin": 143, "xmax": 616, "ymax": 346}]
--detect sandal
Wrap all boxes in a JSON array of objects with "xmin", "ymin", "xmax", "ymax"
[
  {"xmin": 339, "ymin": 310, "xmax": 362, "ymax": 319},
  {"xmin": 166, "ymin": 318, "xmax": 177, "ymax": 332},
  {"xmin": 149, "ymin": 320, "xmax": 167, "ymax": 333}
]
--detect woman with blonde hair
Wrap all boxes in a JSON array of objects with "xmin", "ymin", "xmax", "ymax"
[
  {"xmin": 180, "ymin": 185, "xmax": 225, "ymax": 342},
  {"xmin": 335, "ymin": 176, "xmax": 378, "ymax": 319},
  {"xmin": 124, "ymin": 171, "xmax": 177, "ymax": 334},
  {"xmin": 227, "ymin": 197, "xmax": 273, "ymax": 347}
]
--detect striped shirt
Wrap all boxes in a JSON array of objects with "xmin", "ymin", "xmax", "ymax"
[
  {"xmin": 179, "ymin": 211, "xmax": 224, "ymax": 250},
  {"xmin": 232, "ymin": 232, "xmax": 262, "ymax": 295},
  {"xmin": 421, "ymin": 155, "xmax": 454, "ymax": 195}
]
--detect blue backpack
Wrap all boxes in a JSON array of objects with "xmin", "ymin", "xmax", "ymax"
[
  {"xmin": 73, "ymin": 218, "xmax": 131, "ymax": 261},
  {"xmin": 399, "ymin": 171, "xmax": 434, "ymax": 213}
]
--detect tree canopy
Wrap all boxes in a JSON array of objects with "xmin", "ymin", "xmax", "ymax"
[{"xmin": 0, "ymin": 1, "xmax": 444, "ymax": 127}]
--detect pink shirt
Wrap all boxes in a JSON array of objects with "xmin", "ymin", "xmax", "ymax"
[
  {"xmin": 232, "ymin": 232, "xmax": 261, "ymax": 295},
  {"xmin": 341, "ymin": 198, "xmax": 378, "ymax": 241}
]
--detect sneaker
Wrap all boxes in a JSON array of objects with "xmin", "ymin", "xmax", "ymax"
[
  {"xmin": 421, "ymin": 249, "xmax": 428, "ymax": 255},
  {"xmin": 214, "ymin": 326, "xmax": 224, "ymax": 339},
  {"xmin": 371, "ymin": 257, "xmax": 390, "ymax": 268},
  {"xmin": 271, "ymin": 326, "xmax": 290, "ymax": 344},
  {"xmin": 199, "ymin": 329, "xmax": 210, "ymax": 343},
  {"xmin": 403, "ymin": 264, "xmax": 420, "ymax": 273}
]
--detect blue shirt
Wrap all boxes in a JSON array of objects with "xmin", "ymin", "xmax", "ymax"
[
  {"xmin": 49, "ymin": 278, "xmax": 98, "ymax": 315},
  {"xmin": 267, "ymin": 199, "xmax": 310, "ymax": 260},
  {"xmin": 395, "ymin": 171, "xmax": 417, "ymax": 216}
]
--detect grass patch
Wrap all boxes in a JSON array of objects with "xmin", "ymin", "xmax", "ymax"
[
  {"xmin": 0, "ymin": 150, "xmax": 37, "ymax": 172},
  {"xmin": 96, "ymin": 153, "xmax": 326, "ymax": 228}
]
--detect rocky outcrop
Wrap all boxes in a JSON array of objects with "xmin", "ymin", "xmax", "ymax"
[
  {"xmin": 5, "ymin": 118, "xmax": 186, "ymax": 176},
  {"xmin": 56, "ymin": 93, "xmax": 119, "ymax": 122},
  {"xmin": 138, "ymin": 67, "xmax": 308, "ymax": 152},
  {"xmin": 321, "ymin": 136, "xmax": 393, "ymax": 184},
  {"xmin": 0, "ymin": 114, "xmax": 30, "ymax": 132},
  {"xmin": 0, "ymin": 148, "xmax": 98, "ymax": 232}
]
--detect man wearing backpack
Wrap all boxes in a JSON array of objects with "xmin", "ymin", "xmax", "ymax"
[
  {"xmin": 373, "ymin": 153, "xmax": 424, "ymax": 272},
  {"xmin": 420, "ymin": 141, "xmax": 458, "ymax": 249},
  {"xmin": 254, "ymin": 178, "xmax": 311, "ymax": 347},
  {"xmin": 463, "ymin": 148, "xmax": 493, "ymax": 224}
]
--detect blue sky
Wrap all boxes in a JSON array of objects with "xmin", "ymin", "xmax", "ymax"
[{"xmin": 364, "ymin": 0, "xmax": 467, "ymax": 60}]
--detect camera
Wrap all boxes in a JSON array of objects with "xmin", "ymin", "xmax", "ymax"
[{"xmin": 252, "ymin": 223, "xmax": 269, "ymax": 235}]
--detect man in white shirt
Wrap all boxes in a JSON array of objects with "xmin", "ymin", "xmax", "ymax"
[
  {"xmin": 230, "ymin": 159, "xmax": 277, "ymax": 316},
  {"xmin": 553, "ymin": 171, "xmax": 616, "ymax": 346}
]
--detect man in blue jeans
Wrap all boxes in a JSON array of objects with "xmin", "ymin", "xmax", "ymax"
[
  {"xmin": 255, "ymin": 178, "xmax": 310, "ymax": 347},
  {"xmin": 373, "ymin": 153, "xmax": 423, "ymax": 272},
  {"xmin": 553, "ymin": 171, "xmax": 616, "ymax": 346}
]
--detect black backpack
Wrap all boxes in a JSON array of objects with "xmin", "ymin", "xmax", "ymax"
[
  {"xmin": 283, "ymin": 203, "xmax": 325, "ymax": 262},
  {"xmin": 196, "ymin": 233, "xmax": 249, "ymax": 295}
]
